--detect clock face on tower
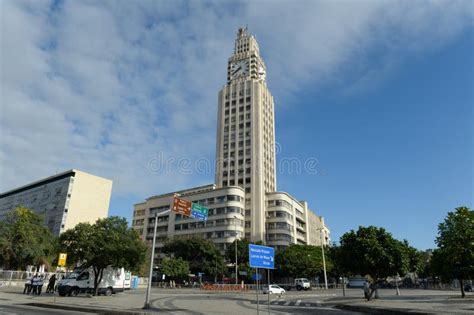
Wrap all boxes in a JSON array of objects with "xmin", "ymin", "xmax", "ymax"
[{"xmin": 230, "ymin": 59, "xmax": 249, "ymax": 79}]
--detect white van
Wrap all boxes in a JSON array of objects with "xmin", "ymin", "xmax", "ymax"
[
  {"xmin": 58, "ymin": 267, "xmax": 129, "ymax": 296},
  {"xmin": 295, "ymin": 278, "xmax": 311, "ymax": 291}
]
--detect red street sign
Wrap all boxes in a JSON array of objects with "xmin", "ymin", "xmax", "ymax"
[{"xmin": 173, "ymin": 197, "xmax": 192, "ymax": 217}]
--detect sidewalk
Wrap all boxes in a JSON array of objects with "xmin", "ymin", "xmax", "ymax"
[
  {"xmin": 0, "ymin": 287, "xmax": 155, "ymax": 315},
  {"xmin": 326, "ymin": 289, "xmax": 474, "ymax": 314}
]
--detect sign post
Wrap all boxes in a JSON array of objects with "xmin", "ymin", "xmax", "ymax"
[
  {"xmin": 172, "ymin": 196, "xmax": 208, "ymax": 221},
  {"xmin": 191, "ymin": 203, "xmax": 208, "ymax": 221},
  {"xmin": 249, "ymin": 244, "xmax": 274, "ymax": 315},
  {"xmin": 172, "ymin": 197, "xmax": 192, "ymax": 217},
  {"xmin": 58, "ymin": 253, "xmax": 67, "ymax": 267}
]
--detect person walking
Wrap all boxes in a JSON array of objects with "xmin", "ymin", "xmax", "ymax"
[
  {"xmin": 31, "ymin": 274, "xmax": 39, "ymax": 295},
  {"xmin": 46, "ymin": 274, "xmax": 56, "ymax": 293},
  {"xmin": 23, "ymin": 274, "xmax": 32, "ymax": 294},
  {"xmin": 37, "ymin": 275, "xmax": 44, "ymax": 295}
]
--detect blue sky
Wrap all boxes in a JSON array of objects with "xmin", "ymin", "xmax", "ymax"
[{"xmin": 1, "ymin": 0, "xmax": 472, "ymax": 250}]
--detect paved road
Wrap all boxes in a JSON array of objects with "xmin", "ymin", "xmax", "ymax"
[
  {"xmin": 0, "ymin": 304, "xmax": 94, "ymax": 315},
  {"xmin": 148, "ymin": 292, "xmax": 362, "ymax": 314}
]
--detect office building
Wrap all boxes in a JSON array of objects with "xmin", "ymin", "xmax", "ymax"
[
  {"xmin": 0, "ymin": 169, "xmax": 112, "ymax": 235},
  {"xmin": 133, "ymin": 28, "xmax": 329, "ymax": 255}
]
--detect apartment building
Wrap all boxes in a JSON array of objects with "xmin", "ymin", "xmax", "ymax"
[{"xmin": 0, "ymin": 169, "xmax": 112, "ymax": 235}]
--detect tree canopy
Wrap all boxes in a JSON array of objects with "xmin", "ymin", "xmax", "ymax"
[
  {"xmin": 335, "ymin": 226, "xmax": 412, "ymax": 300},
  {"xmin": 162, "ymin": 237, "xmax": 225, "ymax": 276},
  {"xmin": 0, "ymin": 207, "xmax": 55, "ymax": 270},
  {"xmin": 160, "ymin": 257, "xmax": 190, "ymax": 280},
  {"xmin": 275, "ymin": 244, "xmax": 329, "ymax": 279},
  {"xmin": 59, "ymin": 216, "xmax": 147, "ymax": 295},
  {"xmin": 431, "ymin": 206, "xmax": 474, "ymax": 298}
]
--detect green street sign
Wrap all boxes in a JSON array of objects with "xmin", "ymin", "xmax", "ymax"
[{"xmin": 191, "ymin": 203, "xmax": 208, "ymax": 221}]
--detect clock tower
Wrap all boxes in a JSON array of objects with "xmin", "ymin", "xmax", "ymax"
[{"xmin": 216, "ymin": 27, "xmax": 276, "ymax": 243}]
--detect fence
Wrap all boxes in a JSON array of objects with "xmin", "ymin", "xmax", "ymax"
[
  {"xmin": 0, "ymin": 270, "xmax": 148, "ymax": 289},
  {"xmin": 0, "ymin": 270, "xmax": 61, "ymax": 288}
]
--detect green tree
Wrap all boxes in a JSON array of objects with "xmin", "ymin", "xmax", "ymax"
[
  {"xmin": 432, "ymin": 206, "xmax": 474, "ymax": 298},
  {"xmin": 336, "ymin": 226, "xmax": 410, "ymax": 300},
  {"xmin": 162, "ymin": 237, "xmax": 225, "ymax": 277},
  {"xmin": 0, "ymin": 207, "xmax": 55, "ymax": 270},
  {"xmin": 59, "ymin": 216, "xmax": 147, "ymax": 296},
  {"xmin": 224, "ymin": 239, "xmax": 262, "ymax": 282},
  {"xmin": 160, "ymin": 257, "xmax": 190, "ymax": 280},
  {"xmin": 225, "ymin": 238, "xmax": 252, "ymax": 265},
  {"xmin": 275, "ymin": 244, "xmax": 329, "ymax": 280}
]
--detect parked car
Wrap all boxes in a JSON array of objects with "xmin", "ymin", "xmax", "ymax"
[{"xmin": 263, "ymin": 284, "xmax": 285, "ymax": 295}]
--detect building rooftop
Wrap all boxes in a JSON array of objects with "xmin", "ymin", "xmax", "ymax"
[{"xmin": 0, "ymin": 169, "xmax": 111, "ymax": 198}]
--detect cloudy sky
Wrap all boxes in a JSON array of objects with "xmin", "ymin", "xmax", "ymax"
[{"xmin": 1, "ymin": 0, "xmax": 473, "ymax": 249}]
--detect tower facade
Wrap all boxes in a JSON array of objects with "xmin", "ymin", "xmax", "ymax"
[
  {"xmin": 132, "ymin": 28, "xmax": 330, "ymax": 256},
  {"xmin": 215, "ymin": 28, "xmax": 276, "ymax": 242}
]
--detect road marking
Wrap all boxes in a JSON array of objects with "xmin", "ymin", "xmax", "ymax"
[{"xmin": 295, "ymin": 300, "xmax": 301, "ymax": 306}]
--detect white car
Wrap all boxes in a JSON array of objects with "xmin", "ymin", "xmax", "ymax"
[{"xmin": 263, "ymin": 284, "xmax": 285, "ymax": 295}]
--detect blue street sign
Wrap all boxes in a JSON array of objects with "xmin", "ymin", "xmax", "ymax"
[
  {"xmin": 249, "ymin": 244, "xmax": 274, "ymax": 269},
  {"xmin": 191, "ymin": 203, "xmax": 208, "ymax": 221}
]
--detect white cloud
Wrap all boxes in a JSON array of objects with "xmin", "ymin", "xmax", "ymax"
[{"xmin": 0, "ymin": 0, "xmax": 472, "ymax": 202}]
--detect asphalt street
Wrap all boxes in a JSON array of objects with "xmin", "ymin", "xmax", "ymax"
[{"xmin": 0, "ymin": 304, "xmax": 95, "ymax": 315}]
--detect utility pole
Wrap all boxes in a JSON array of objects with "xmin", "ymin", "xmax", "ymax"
[
  {"xmin": 234, "ymin": 215, "xmax": 238, "ymax": 285},
  {"xmin": 144, "ymin": 209, "xmax": 171, "ymax": 309},
  {"xmin": 320, "ymin": 229, "xmax": 328, "ymax": 290},
  {"xmin": 144, "ymin": 212, "xmax": 158, "ymax": 309}
]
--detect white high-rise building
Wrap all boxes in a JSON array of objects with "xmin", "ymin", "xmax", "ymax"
[
  {"xmin": 133, "ymin": 28, "xmax": 329, "ymax": 254},
  {"xmin": 215, "ymin": 28, "xmax": 276, "ymax": 243}
]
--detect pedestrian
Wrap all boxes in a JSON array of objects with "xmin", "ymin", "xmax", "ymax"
[
  {"xmin": 363, "ymin": 281, "xmax": 369, "ymax": 300},
  {"xmin": 31, "ymin": 274, "xmax": 39, "ymax": 295},
  {"xmin": 23, "ymin": 274, "xmax": 32, "ymax": 294},
  {"xmin": 46, "ymin": 274, "xmax": 56, "ymax": 293},
  {"xmin": 37, "ymin": 275, "xmax": 44, "ymax": 295}
]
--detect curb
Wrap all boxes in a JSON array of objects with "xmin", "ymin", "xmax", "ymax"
[
  {"xmin": 25, "ymin": 303, "xmax": 157, "ymax": 315},
  {"xmin": 334, "ymin": 304, "xmax": 432, "ymax": 315}
]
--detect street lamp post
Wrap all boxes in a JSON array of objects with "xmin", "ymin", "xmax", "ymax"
[
  {"xmin": 144, "ymin": 209, "xmax": 171, "ymax": 309},
  {"xmin": 144, "ymin": 212, "xmax": 158, "ymax": 309},
  {"xmin": 319, "ymin": 228, "xmax": 328, "ymax": 290},
  {"xmin": 234, "ymin": 215, "xmax": 238, "ymax": 285}
]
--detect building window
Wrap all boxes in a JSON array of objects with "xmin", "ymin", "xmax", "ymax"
[{"xmin": 227, "ymin": 195, "xmax": 241, "ymax": 202}]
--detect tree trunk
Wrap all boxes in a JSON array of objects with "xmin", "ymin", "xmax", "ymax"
[
  {"xmin": 93, "ymin": 267, "xmax": 104, "ymax": 297},
  {"xmin": 367, "ymin": 282, "xmax": 379, "ymax": 301},
  {"xmin": 460, "ymin": 279, "xmax": 465, "ymax": 298}
]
